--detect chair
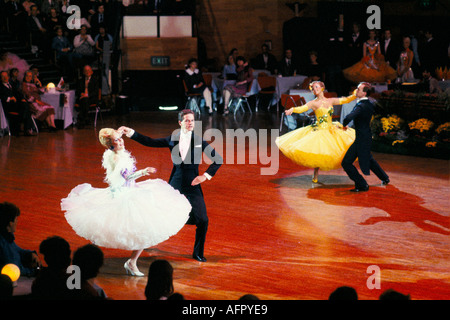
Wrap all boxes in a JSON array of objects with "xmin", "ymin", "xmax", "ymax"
[
  {"xmin": 75, "ymin": 88, "xmax": 104, "ymax": 127},
  {"xmin": 279, "ymin": 94, "xmax": 309, "ymax": 132},
  {"xmin": 182, "ymin": 80, "xmax": 202, "ymax": 116},
  {"xmin": 256, "ymin": 76, "xmax": 277, "ymax": 111},
  {"xmin": 228, "ymin": 80, "xmax": 254, "ymax": 115}
]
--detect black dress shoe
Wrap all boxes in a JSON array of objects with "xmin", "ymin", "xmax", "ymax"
[
  {"xmin": 193, "ymin": 255, "xmax": 207, "ymax": 262},
  {"xmin": 381, "ymin": 179, "xmax": 390, "ymax": 185},
  {"xmin": 350, "ymin": 185, "xmax": 369, "ymax": 192}
]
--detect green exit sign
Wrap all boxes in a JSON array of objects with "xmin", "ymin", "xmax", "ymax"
[{"xmin": 151, "ymin": 56, "xmax": 170, "ymax": 67}]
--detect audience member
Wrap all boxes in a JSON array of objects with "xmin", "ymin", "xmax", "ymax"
[
  {"xmin": 5, "ymin": 0, "xmax": 28, "ymax": 43},
  {"xmin": 380, "ymin": 28, "xmax": 400, "ymax": 68},
  {"xmin": 144, "ymin": 259, "xmax": 174, "ymax": 300},
  {"xmin": 90, "ymin": 4, "xmax": 110, "ymax": 35},
  {"xmin": 41, "ymin": 0, "xmax": 60, "ymax": 16},
  {"xmin": 419, "ymin": 29, "xmax": 440, "ymax": 73},
  {"xmin": 9, "ymin": 68, "xmax": 21, "ymax": 93},
  {"xmin": 73, "ymin": 25, "xmax": 96, "ymax": 64},
  {"xmin": 94, "ymin": 25, "xmax": 113, "ymax": 55},
  {"xmin": 75, "ymin": 64, "xmax": 99, "ymax": 128},
  {"xmin": 379, "ymin": 288, "xmax": 411, "ymax": 300},
  {"xmin": 420, "ymin": 68, "xmax": 442, "ymax": 94},
  {"xmin": 222, "ymin": 54, "xmax": 237, "ymax": 80},
  {"xmin": 52, "ymin": 27, "xmax": 81, "ymax": 79},
  {"xmin": 44, "ymin": 7, "xmax": 65, "ymax": 39},
  {"xmin": 252, "ymin": 43, "xmax": 278, "ymax": 74},
  {"xmin": 22, "ymin": 0, "xmax": 36, "ymax": 16},
  {"xmin": 72, "ymin": 244, "xmax": 108, "ymax": 299},
  {"xmin": 222, "ymin": 56, "xmax": 254, "ymax": 115},
  {"xmin": 0, "ymin": 274, "xmax": 13, "ymax": 299},
  {"xmin": 31, "ymin": 236, "xmax": 74, "ymax": 299},
  {"xmin": 22, "ymin": 70, "xmax": 58, "ymax": 131},
  {"xmin": 347, "ymin": 21, "xmax": 364, "ymax": 66},
  {"xmin": 277, "ymin": 49, "xmax": 298, "ymax": 77},
  {"xmin": 27, "ymin": 5, "xmax": 51, "ymax": 58},
  {"xmin": 0, "ymin": 70, "xmax": 35, "ymax": 136},
  {"xmin": 396, "ymin": 35, "xmax": 415, "ymax": 83},
  {"xmin": 328, "ymin": 286, "xmax": 358, "ymax": 300},
  {"xmin": 0, "ymin": 202, "xmax": 40, "ymax": 278},
  {"xmin": 239, "ymin": 294, "xmax": 260, "ymax": 300},
  {"xmin": 183, "ymin": 58, "xmax": 213, "ymax": 115},
  {"xmin": 303, "ymin": 50, "xmax": 324, "ymax": 87}
]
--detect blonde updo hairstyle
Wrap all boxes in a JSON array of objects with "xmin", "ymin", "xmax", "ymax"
[
  {"xmin": 99, "ymin": 128, "xmax": 116, "ymax": 149},
  {"xmin": 309, "ymin": 80, "xmax": 325, "ymax": 92}
]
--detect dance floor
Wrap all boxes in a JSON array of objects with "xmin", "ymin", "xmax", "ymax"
[{"xmin": 1, "ymin": 110, "xmax": 449, "ymax": 301}]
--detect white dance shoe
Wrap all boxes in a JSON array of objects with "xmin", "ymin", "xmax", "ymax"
[{"xmin": 124, "ymin": 259, "xmax": 144, "ymax": 277}]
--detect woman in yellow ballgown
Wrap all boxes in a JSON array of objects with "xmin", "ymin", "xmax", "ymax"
[
  {"xmin": 276, "ymin": 81, "xmax": 357, "ymax": 183},
  {"xmin": 343, "ymin": 30, "xmax": 397, "ymax": 84}
]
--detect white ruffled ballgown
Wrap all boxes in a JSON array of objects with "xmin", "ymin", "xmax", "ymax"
[{"xmin": 61, "ymin": 149, "xmax": 191, "ymax": 250}]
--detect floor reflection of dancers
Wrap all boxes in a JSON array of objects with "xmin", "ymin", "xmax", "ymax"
[
  {"xmin": 61, "ymin": 128, "xmax": 191, "ymax": 276},
  {"xmin": 342, "ymin": 82, "xmax": 389, "ymax": 192},
  {"xmin": 275, "ymin": 81, "xmax": 357, "ymax": 183}
]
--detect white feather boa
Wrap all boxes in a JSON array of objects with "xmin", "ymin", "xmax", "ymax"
[{"xmin": 102, "ymin": 149, "xmax": 136, "ymax": 189}]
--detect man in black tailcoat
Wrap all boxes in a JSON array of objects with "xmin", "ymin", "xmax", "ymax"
[
  {"xmin": 119, "ymin": 109, "xmax": 222, "ymax": 262},
  {"xmin": 341, "ymin": 82, "xmax": 389, "ymax": 192}
]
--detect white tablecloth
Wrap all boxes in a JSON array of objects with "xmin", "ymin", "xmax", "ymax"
[
  {"xmin": 41, "ymin": 90, "xmax": 76, "ymax": 129},
  {"xmin": 0, "ymin": 101, "xmax": 8, "ymax": 131},
  {"xmin": 276, "ymin": 75, "xmax": 308, "ymax": 101}
]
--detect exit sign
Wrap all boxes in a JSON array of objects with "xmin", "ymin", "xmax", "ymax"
[{"xmin": 151, "ymin": 56, "xmax": 170, "ymax": 67}]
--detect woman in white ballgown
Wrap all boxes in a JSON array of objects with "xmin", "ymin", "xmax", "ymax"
[{"xmin": 61, "ymin": 128, "xmax": 191, "ymax": 276}]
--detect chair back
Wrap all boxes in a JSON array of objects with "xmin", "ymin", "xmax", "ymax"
[
  {"xmin": 257, "ymin": 76, "xmax": 276, "ymax": 91},
  {"xmin": 203, "ymin": 73, "xmax": 212, "ymax": 87},
  {"xmin": 280, "ymin": 94, "xmax": 305, "ymax": 109}
]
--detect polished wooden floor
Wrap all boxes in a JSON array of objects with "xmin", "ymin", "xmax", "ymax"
[{"xmin": 2, "ymin": 110, "xmax": 449, "ymax": 300}]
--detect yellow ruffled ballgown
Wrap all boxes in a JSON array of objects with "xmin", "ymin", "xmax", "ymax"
[{"xmin": 276, "ymin": 106, "xmax": 356, "ymax": 171}]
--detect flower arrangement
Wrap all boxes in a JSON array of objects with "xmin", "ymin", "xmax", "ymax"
[
  {"xmin": 380, "ymin": 114, "xmax": 403, "ymax": 133},
  {"xmin": 408, "ymin": 118, "xmax": 434, "ymax": 133}
]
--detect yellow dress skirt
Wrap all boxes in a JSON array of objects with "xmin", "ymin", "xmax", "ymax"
[{"xmin": 276, "ymin": 107, "xmax": 355, "ymax": 171}]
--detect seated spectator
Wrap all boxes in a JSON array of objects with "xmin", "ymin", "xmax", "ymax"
[
  {"xmin": 222, "ymin": 54, "xmax": 237, "ymax": 80},
  {"xmin": 277, "ymin": 49, "xmax": 298, "ymax": 77},
  {"xmin": 41, "ymin": 0, "xmax": 60, "ymax": 16},
  {"xmin": 75, "ymin": 65, "xmax": 99, "ymax": 128},
  {"xmin": 183, "ymin": 58, "xmax": 213, "ymax": 115},
  {"xmin": 252, "ymin": 43, "xmax": 278, "ymax": 74},
  {"xmin": 420, "ymin": 67, "xmax": 442, "ymax": 94},
  {"xmin": 21, "ymin": 0, "xmax": 36, "ymax": 16},
  {"xmin": 328, "ymin": 286, "xmax": 358, "ymax": 300},
  {"xmin": 6, "ymin": 0, "xmax": 28, "ymax": 43},
  {"xmin": 27, "ymin": 5, "xmax": 51, "ymax": 58},
  {"xmin": 90, "ymin": 4, "xmax": 111, "ymax": 35},
  {"xmin": 0, "ymin": 70, "xmax": 35, "ymax": 136},
  {"xmin": 52, "ymin": 27, "xmax": 82, "ymax": 79},
  {"xmin": 9, "ymin": 68, "xmax": 21, "ymax": 93},
  {"xmin": 222, "ymin": 56, "xmax": 254, "ymax": 115},
  {"xmin": 72, "ymin": 244, "xmax": 108, "ymax": 300},
  {"xmin": 94, "ymin": 25, "xmax": 113, "ymax": 56},
  {"xmin": 73, "ymin": 25, "xmax": 96, "ymax": 65},
  {"xmin": 31, "ymin": 236, "xmax": 74, "ymax": 299},
  {"xmin": 22, "ymin": 70, "xmax": 58, "ymax": 131},
  {"xmin": 44, "ymin": 7, "xmax": 65, "ymax": 39},
  {"xmin": 0, "ymin": 202, "xmax": 41, "ymax": 278},
  {"xmin": 144, "ymin": 259, "xmax": 174, "ymax": 300},
  {"xmin": 379, "ymin": 288, "xmax": 410, "ymax": 300},
  {"xmin": 0, "ymin": 274, "xmax": 13, "ymax": 299}
]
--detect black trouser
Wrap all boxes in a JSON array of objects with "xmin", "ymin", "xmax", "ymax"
[{"xmin": 342, "ymin": 143, "xmax": 389, "ymax": 188}]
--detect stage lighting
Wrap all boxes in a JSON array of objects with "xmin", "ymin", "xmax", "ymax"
[{"xmin": 1, "ymin": 263, "xmax": 21, "ymax": 282}]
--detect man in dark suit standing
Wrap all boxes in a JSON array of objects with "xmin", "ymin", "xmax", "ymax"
[
  {"xmin": 119, "ymin": 109, "xmax": 222, "ymax": 262},
  {"xmin": 76, "ymin": 65, "xmax": 99, "ymax": 128},
  {"xmin": 341, "ymin": 82, "xmax": 389, "ymax": 192},
  {"xmin": 380, "ymin": 28, "xmax": 399, "ymax": 69}
]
